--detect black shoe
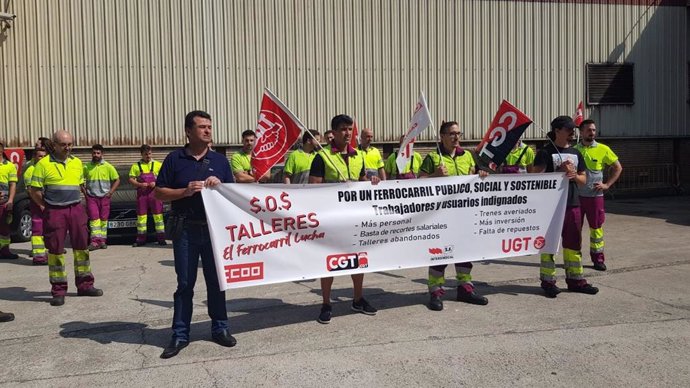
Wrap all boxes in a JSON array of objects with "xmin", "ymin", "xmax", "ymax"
[
  {"xmin": 568, "ymin": 283, "xmax": 599, "ymax": 295},
  {"xmin": 87, "ymin": 244, "xmax": 99, "ymax": 251},
  {"xmin": 351, "ymin": 297, "xmax": 377, "ymax": 315},
  {"xmin": 99, "ymin": 243, "xmax": 108, "ymax": 250},
  {"xmin": 158, "ymin": 240, "xmax": 167, "ymax": 246},
  {"xmin": 0, "ymin": 311, "xmax": 15, "ymax": 322},
  {"xmin": 77, "ymin": 287, "xmax": 104, "ymax": 297},
  {"xmin": 543, "ymin": 285, "xmax": 562, "ymax": 298},
  {"xmin": 32, "ymin": 260, "xmax": 48, "ymax": 266},
  {"xmin": 132, "ymin": 242, "xmax": 146, "ymax": 247},
  {"xmin": 160, "ymin": 339, "xmax": 189, "ymax": 359},
  {"xmin": 212, "ymin": 330, "xmax": 237, "ymax": 348},
  {"xmin": 593, "ymin": 262, "xmax": 607, "ymax": 271},
  {"xmin": 429, "ymin": 293, "xmax": 444, "ymax": 311},
  {"xmin": 317, "ymin": 304, "xmax": 332, "ymax": 324},
  {"xmin": 50, "ymin": 296, "xmax": 65, "ymax": 306},
  {"xmin": 0, "ymin": 252, "xmax": 18, "ymax": 260},
  {"xmin": 457, "ymin": 287, "xmax": 489, "ymax": 305}
]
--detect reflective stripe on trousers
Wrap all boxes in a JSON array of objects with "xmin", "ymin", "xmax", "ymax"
[{"xmin": 428, "ymin": 263, "xmax": 473, "ymax": 292}]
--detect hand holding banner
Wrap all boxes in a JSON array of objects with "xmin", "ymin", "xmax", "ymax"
[
  {"xmin": 396, "ymin": 93, "xmax": 433, "ymax": 174},
  {"xmin": 251, "ymin": 89, "xmax": 306, "ymax": 180},
  {"xmin": 475, "ymin": 100, "xmax": 533, "ymax": 172}
]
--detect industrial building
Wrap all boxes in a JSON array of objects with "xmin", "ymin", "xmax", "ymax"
[{"xmin": 0, "ymin": 1, "xmax": 688, "ymax": 191}]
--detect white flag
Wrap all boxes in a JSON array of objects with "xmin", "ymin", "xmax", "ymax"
[{"xmin": 396, "ymin": 92, "xmax": 433, "ymax": 174}]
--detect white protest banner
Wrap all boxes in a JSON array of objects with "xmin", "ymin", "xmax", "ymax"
[
  {"xmin": 396, "ymin": 92, "xmax": 433, "ymax": 174},
  {"xmin": 202, "ymin": 173, "xmax": 568, "ymax": 290}
]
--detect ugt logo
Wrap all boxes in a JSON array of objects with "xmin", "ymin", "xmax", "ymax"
[
  {"xmin": 326, "ymin": 252, "xmax": 369, "ymax": 271},
  {"xmin": 253, "ymin": 111, "xmax": 288, "ymax": 161}
]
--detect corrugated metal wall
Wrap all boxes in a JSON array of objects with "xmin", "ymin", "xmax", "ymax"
[{"xmin": 0, "ymin": 0, "xmax": 687, "ymax": 148}]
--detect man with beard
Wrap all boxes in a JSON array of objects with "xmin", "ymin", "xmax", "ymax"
[
  {"xmin": 575, "ymin": 119, "xmax": 622, "ymax": 271},
  {"xmin": 532, "ymin": 116, "xmax": 599, "ymax": 298},
  {"xmin": 231, "ymin": 130, "xmax": 269, "ymax": 183},
  {"xmin": 83, "ymin": 144, "xmax": 120, "ymax": 250},
  {"xmin": 283, "ymin": 130, "xmax": 321, "ymax": 184}
]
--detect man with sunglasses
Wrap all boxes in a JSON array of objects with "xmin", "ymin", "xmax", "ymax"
[
  {"xmin": 419, "ymin": 121, "xmax": 489, "ymax": 311},
  {"xmin": 531, "ymin": 116, "xmax": 599, "ymax": 298},
  {"xmin": 29, "ymin": 130, "xmax": 103, "ymax": 306}
]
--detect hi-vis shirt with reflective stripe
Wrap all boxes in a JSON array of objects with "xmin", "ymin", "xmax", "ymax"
[
  {"xmin": 358, "ymin": 146, "xmax": 385, "ymax": 178},
  {"xmin": 84, "ymin": 160, "xmax": 119, "ymax": 197},
  {"xmin": 128, "ymin": 160, "xmax": 161, "ymax": 178},
  {"xmin": 0, "ymin": 160, "xmax": 18, "ymax": 204},
  {"xmin": 575, "ymin": 141, "xmax": 619, "ymax": 198},
  {"xmin": 30, "ymin": 155, "xmax": 84, "ymax": 206},
  {"xmin": 284, "ymin": 149, "xmax": 316, "ymax": 184},
  {"xmin": 230, "ymin": 151, "xmax": 251, "ymax": 173},
  {"xmin": 420, "ymin": 148, "xmax": 475, "ymax": 176},
  {"xmin": 317, "ymin": 145, "xmax": 365, "ymax": 182}
]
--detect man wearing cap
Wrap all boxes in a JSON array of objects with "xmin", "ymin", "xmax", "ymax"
[
  {"xmin": 129, "ymin": 144, "xmax": 166, "ymax": 247},
  {"xmin": 384, "ymin": 135, "xmax": 423, "ymax": 179},
  {"xmin": 283, "ymin": 130, "xmax": 321, "ymax": 184},
  {"xmin": 532, "ymin": 116, "xmax": 599, "ymax": 298},
  {"xmin": 358, "ymin": 128, "xmax": 386, "ymax": 180},
  {"xmin": 29, "ymin": 130, "xmax": 103, "ymax": 306},
  {"xmin": 309, "ymin": 114, "xmax": 380, "ymax": 324},
  {"xmin": 83, "ymin": 144, "xmax": 120, "ymax": 250},
  {"xmin": 0, "ymin": 141, "xmax": 19, "ymax": 260},
  {"xmin": 419, "ymin": 121, "xmax": 489, "ymax": 311},
  {"xmin": 575, "ymin": 119, "xmax": 622, "ymax": 271},
  {"xmin": 23, "ymin": 143, "xmax": 48, "ymax": 264},
  {"xmin": 231, "ymin": 130, "xmax": 269, "ymax": 183}
]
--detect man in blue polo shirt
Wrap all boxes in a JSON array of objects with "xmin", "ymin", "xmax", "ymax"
[{"xmin": 155, "ymin": 110, "xmax": 236, "ymax": 359}]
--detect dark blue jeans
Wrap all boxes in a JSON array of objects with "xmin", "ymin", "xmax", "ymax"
[{"xmin": 171, "ymin": 224, "xmax": 228, "ymax": 341}]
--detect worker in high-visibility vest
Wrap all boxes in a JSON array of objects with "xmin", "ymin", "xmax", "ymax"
[
  {"xmin": 83, "ymin": 144, "xmax": 120, "ymax": 250},
  {"xmin": 283, "ymin": 130, "xmax": 321, "ymax": 184},
  {"xmin": 575, "ymin": 119, "xmax": 622, "ymax": 271},
  {"xmin": 23, "ymin": 145, "xmax": 48, "ymax": 264},
  {"xmin": 29, "ymin": 130, "xmax": 103, "ymax": 306},
  {"xmin": 501, "ymin": 140, "xmax": 535, "ymax": 174},
  {"xmin": 419, "ymin": 121, "xmax": 489, "ymax": 311},
  {"xmin": 0, "ymin": 141, "xmax": 18, "ymax": 261},
  {"xmin": 384, "ymin": 136, "xmax": 423, "ymax": 180},
  {"xmin": 358, "ymin": 128, "xmax": 387, "ymax": 180},
  {"xmin": 129, "ymin": 144, "xmax": 166, "ymax": 246},
  {"xmin": 231, "ymin": 130, "xmax": 270, "ymax": 183},
  {"xmin": 309, "ymin": 114, "xmax": 380, "ymax": 324}
]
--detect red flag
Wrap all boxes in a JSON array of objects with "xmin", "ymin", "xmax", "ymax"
[
  {"xmin": 475, "ymin": 100, "xmax": 533, "ymax": 171},
  {"xmin": 350, "ymin": 120, "xmax": 359, "ymax": 149},
  {"xmin": 573, "ymin": 101, "xmax": 584, "ymax": 127},
  {"xmin": 4, "ymin": 148, "xmax": 25, "ymax": 173},
  {"xmin": 251, "ymin": 89, "xmax": 306, "ymax": 179}
]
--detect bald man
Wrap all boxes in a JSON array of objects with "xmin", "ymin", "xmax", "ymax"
[{"xmin": 29, "ymin": 130, "xmax": 103, "ymax": 306}]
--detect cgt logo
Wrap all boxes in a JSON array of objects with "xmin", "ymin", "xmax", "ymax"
[
  {"xmin": 326, "ymin": 252, "xmax": 369, "ymax": 272},
  {"xmin": 429, "ymin": 248, "xmax": 443, "ymax": 255},
  {"xmin": 224, "ymin": 262, "xmax": 264, "ymax": 283}
]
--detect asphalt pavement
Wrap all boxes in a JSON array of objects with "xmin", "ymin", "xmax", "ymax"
[{"xmin": 0, "ymin": 196, "xmax": 689, "ymax": 387}]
